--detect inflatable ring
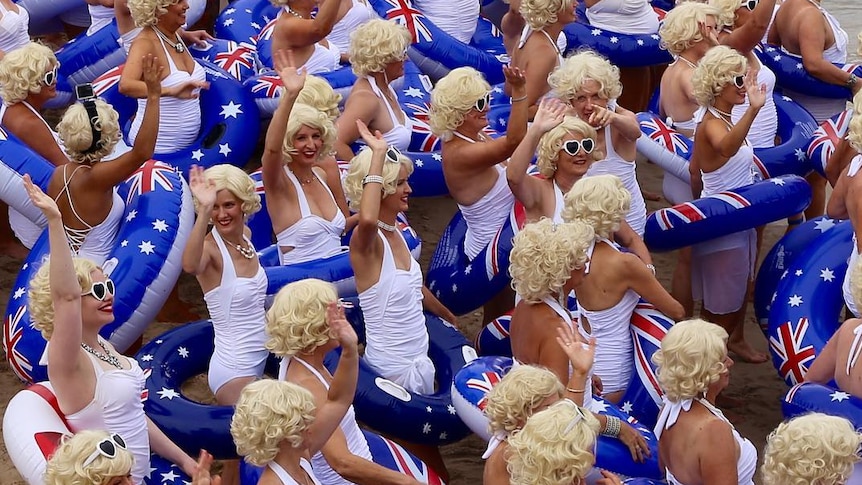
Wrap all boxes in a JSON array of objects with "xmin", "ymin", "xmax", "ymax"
[
  {"xmin": 238, "ymin": 429, "xmax": 445, "ymax": 484},
  {"xmin": 0, "ymin": 130, "xmax": 56, "ymax": 236},
  {"xmin": 757, "ymin": 45, "xmax": 862, "ymax": 100},
  {"xmin": 754, "ymin": 216, "xmax": 843, "ymax": 335},
  {"xmin": 767, "ymin": 220, "xmax": 853, "ymax": 386},
  {"xmin": 214, "ymin": 0, "xmax": 281, "ymax": 46},
  {"xmin": 643, "ymin": 175, "xmax": 813, "ymax": 253},
  {"xmin": 426, "ymin": 203, "xmax": 527, "ymax": 316},
  {"xmin": 806, "ymin": 109, "xmax": 853, "ymax": 178},
  {"xmin": 2, "ymin": 382, "xmax": 190, "ymax": 485},
  {"xmin": 189, "ymin": 39, "xmax": 259, "ymax": 82},
  {"xmin": 450, "ymin": 356, "xmax": 661, "ymax": 480},
  {"xmin": 782, "ymin": 382, "xmax": 862, "ymax": 426},
  {"xmin": 3, "ymin": 160, "xmax": 193, "ymax": 383},
  {"xmin": 563, "ymin": 16, "xmax": 671, "ymax": 68},
  {"xmin": 243, "ymin": 68, "xmax": 357, "ymax": 117},
  {"xmin": 93, "ymin": 60, "xmax": 261, "ymax": 174}
]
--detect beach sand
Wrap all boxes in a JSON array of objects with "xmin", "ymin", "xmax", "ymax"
[{"xmin": 0, "ymin": 159, "xmax": 789, "ymax": 484}]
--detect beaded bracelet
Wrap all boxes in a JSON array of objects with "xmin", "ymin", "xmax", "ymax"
[
  {"xmin": 601, "ymin": 415, "xmax": 621, "ymax": 438},
  {"xmin": 362, "ymin": 174, "xmax": 384, "ymax": 186},
  {"xmin": 511, "ymin": 95, "xmax": 527, "ymax": 103}
]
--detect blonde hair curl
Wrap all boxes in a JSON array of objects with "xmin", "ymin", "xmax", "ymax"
[
  {"xmin": 297, "ymin": 75, "xmax": 342, "ymax": 121},
  {"xmin": 548, "ymin": 51, "xmax": 622, "ymax": 102},
  {"xmin": 659, "ymin": 3, "xmax": 721, "ymax": 56},
  {"xmin": 708, "ymin": 0, "xmax": 740, "ymax": 30},
  {"xmin": 692, "ymin": 45, "xmax": 747, "ymax": 107},
  {"xmin": 343, "ymin": 146, "xmax": 414, "ymax": 211},
  {"xmin": 198, "ymin": 164, "xmax": 261, "ymax": 217},
  {"xmin": 561, "ymin": 174, "xmax": 631, "ymax": 239},
  {"xmin": 485, "ymin": 365, "xmax": 564, "ymax": 436},
  {"xmin": 56, "ymin": 100, "xmax": 121, "ymax": 165},
  {"xmin": 0, "ymin": 42, "xmax": 59, "ymax": 105},
  {"xmin": 282, "ymin": 103, "xmax": 336, "ymax": 164},
  {"xmin": 128, "ymin": 0, "xmax": 179, "ymax": 27},
  {"xmin": 652, "ymin": 318, "xmax": 729, "ymax": 401},
  {"xmin": 29, "ymin": 257, "xmax": 101, "ymax": 340},
  {"xmin": 536, "ymin": 116, "xmax": 601, "ymax": 178},
  {"xmin": 348, "ymin": 19, "xmax": 411, "ymax": 77},
  {"xmin": 44, "ymin": 430, "xmax": 134, "ymax": 485},
  {"xmin": 519, "ymin": 0, "xmax": 573, "ymax": 30},
  {"xmin": 266, "ymin": 278, "xmax": 338, "ymax": 357}
]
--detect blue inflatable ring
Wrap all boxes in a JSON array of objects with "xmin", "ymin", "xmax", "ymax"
[
  {"xmin": 757, "ymin": 45, "xmax": 862, "ymax": 100},
  {"xmin": 782, "ymin": 382, "xmax": 862, "ymax": 427}
]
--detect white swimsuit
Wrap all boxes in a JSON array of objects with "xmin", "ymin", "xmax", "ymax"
[
  {"xmin": 0, "ymin": 0, "xmax": 29, "ymax": 54},
  {"xmin": 359, "ymin": 230, "xmax": 435, "ymax": 394},
  {"xmin": 277, "ymin": 7, "xmax": 341, "ymax": 74},
  {"xmin": 280, "ymin": 357, "xmax": 373, "ymax": 485},
  {"xmin": 551, "ymin": 181, "xmax": 565, "ymax": 223},
  {"xmin": 365, "ymin": 76, "xmax": 412, "ymax": 152},
  {"xmin": 842, "ymin": 155, "xmax": 862, "ymax": 317},
  {"xmin": 518, "ymin": 27, "xmax": 564, "ymax": 67},
  {"xmin": 203, "ymin": 230, "xmax": 268, "ymax": 395},
  {"xmin": 579, "ymin": 238, "xmax": 640, "ymax": 394},
  {"xmin": 452, "ymin": 136, "xmax": 515, "ymax": 260},
  {"xmin": 275, "ymin": 168, "xmax": 346, "ymax": 265},
  {"xmin": 586, "ymin": 123, "xmax": 647, "ymax": 235},
  {"xmin": 731, "ymin": 60, "xmax": 777, "ymax": 149},
  {"xmin": 86, "ymin": 4, "xmax": 113, "ymax": 36},
  {"xmin": 412, "ymin": 0, "xmax": 479, "ymax": 44},
  {"xmin": 585, "ymin": 0, "xmax": 659, "ymax": 35},
  {"xmin": 129, "ymin": 28, "xmax": 206, "ymax": 154},
  {"xmin": 540, "ymin": 295, "xmax": 597, "ymax": 412},
  {"xmin": 654, "ymin": 397, "xmax": 757, "ymax": 485},
  {"xmin": 267, "ymin": 459, "xmax": 322, "ymax": 485},
  {"xmin": 327, "ymin": 0, "xmax": 374, "ymax": 55}
]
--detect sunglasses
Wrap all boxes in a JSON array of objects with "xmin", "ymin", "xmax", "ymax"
[
  {"xmin": 43, "ymin": 65, "xmax": 59, "ymax": 86},
  {"xmin": 732, "ymin": 74, "xmax": 745, "ymax": 89},
  {"xmin": 475, "ymin": 92, "xmax": 491, "ymax": 112},
  {"xmin": 385, "ymin": 146, "xmax": 402, "ymax": 164},
  {"xmin": 561, "ymin": 138, "xmax": 596, "ymax": 156},
  {"xmin": 82, "ymin": 433, "xmax": 127, "ymax": 468},
  {"xmin": 740, "ymin": 0, "xmax": 758, "ymax": 10},
  {"xmin": 82, "ymin": 279, "xmax": 116, "ymax": 301}
]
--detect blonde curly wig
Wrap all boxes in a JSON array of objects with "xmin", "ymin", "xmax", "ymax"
[
  {"xmin": 0, "ymin": 42, "xmax": 59, "ymax": 106},
  {"xmin": 231, "ymin": 379, "xmax": 317, "ymax": 466},
  {"xmin": 847, "ymin": 91, "xmax": 862, "ymax": 153},
  {"xmin": 548, "ymin": 50, "xmax": 622, "ymax": 103},
  {"xmin": 297, "ymin": 75, "xmax": 342, "ymax": 122},
  {"xmin": 198, "ymin": 164, "xmax": 261, "ymax": 217},
  {"xmin": 536, "ymin": 116, "xmax": 601, "ymax": 178},
  {"xmin": 519, "ymin": 0, "xmax": 573, "ymax": 30},
  {"xmin": 659, "ymin": 2, "xmax": 721, "ymax": 56},
  {"xmin": 762, "ymin": 413, "xmax": 862, "ymax": 485},
  {"xmin": 266, "ymin": 278, "xmax": 338, "ymax": 357},
  {"xmin": 428, "ymin": 67, "xmax": 491, "ymax": 142},
  {"xmin": 128, "ymin": 0, "xmax": 179, "ymax": 27},
  {"xmin": 348, "ymin": 19, "xmax": 411, "ymax": 77},
  {"xmin": 485, "ymin": 365, "xmax": 564, "ymax": 436},
  {"xmin": 652, "ymin": 318, "xmax": 729, "ymax": 401},
  {"xmin": 509, "ymin": 219, "xmax": 595, "ymax": 303},
  {"xmin": 708, "ymin": 0, "xmax": 741, "ymax": 30},
  {"xmin": 692, "ymin": 45, "xmax": 747, "ymax": 107},
  {"xmin": 283, "ymin": 103, "xmax": 337, "ymax": 164},
  {"xmin": 506, "ymin": 399, "xmax": 600, "ymax": 485},
  {"xmin": 561, "ymin": 174, "xmax": 631, "ymax": 239},
  {"xmin": 343, "ymin": 146, "xmax": 414, "ymax": 211},
  {"xmin": 44, "ymin": 430, "xmax": 135, "ymax": 485},
  {"xmin": 29, "ymin": 257, "xmax": 101, "ymax": 340},
  {"xmin": 56, "ymin": 100, "xmax": 121, "ymax": 165}
]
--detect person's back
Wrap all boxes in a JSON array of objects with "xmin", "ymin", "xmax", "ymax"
[{"xmin": 412, "ymin": 0, "xmax": 479, "ymax": 44}]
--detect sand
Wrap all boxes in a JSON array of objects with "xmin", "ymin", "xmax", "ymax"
[{"xmin": 0, "ymin": 159, "xmax": 790, "ymax": 484}]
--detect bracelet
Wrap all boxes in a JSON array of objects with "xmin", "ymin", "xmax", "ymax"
[
  {"xmin": 646, "ymin": 263, "xmax": 656, "ymax": 275},
  {"xmin": 566, "ymin": 387, "xmax": 586, "ymax": 394},
  {"xmin": 601, "ymin": 415, "xmax": 621, "ymax": 438},
  {"xmin": 511, "ymin": 95, "xmax": 527, "ymax": 103},
  {"xmin": 847, "ymin": 73, "xmax": 858, "ymax": 89},
  {"xmin": 361, "ymin": 174, "xmax": 384, "ymax": 186},
  {"xmin": 787, "ymin": 216, "xmax": 804, "ymax": 226}
]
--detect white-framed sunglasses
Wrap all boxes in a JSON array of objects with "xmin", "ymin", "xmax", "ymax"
[
  {"xmin": 474, "ymin": 92, "xmax": 491, "ymax": 112},
  {"xmin": 82, "ymin": 433, "xmax": 127, "ymax": 468},
  {"xmin": 82, "ymin": 279, "xmax": 116, "ymax": 301},
  {"xmin": 42, "ymin": 65, "xmax": 59, "ymax": 86},
  {"xmin": 561, "ymin": 138, "xmax": 596, "ymax": 156},
  {"xmin": 740, "ymin": 0, "xmax": 758, "ymax": 10}
]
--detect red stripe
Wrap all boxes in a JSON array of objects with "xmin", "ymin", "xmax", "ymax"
[
  {"xmin": 27, "ymin": 384, "xmax": 72, "ymax": 430},
  {"xmin": 630, "ymin": 311, "xmax": 666, "ymax": 343},
  {"xmin": 384, "ymin": 437, "xmax": 418, "ymax": 479},
  {"xmin": 633, "ymin": 338, "xmax": 662, "ymax": 396}
]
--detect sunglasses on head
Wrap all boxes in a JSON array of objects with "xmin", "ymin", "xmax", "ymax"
[
  {"xmin": 474, "ymin": 92, "xmax": 491, "ymax": 112},
  {"xmin": 82, "ymin": 279, "xmax": 115, "ymax": 301},
  {"xmin": 740, "ymin": 0, "xmax": 758, "ymax": 10},
  {"xmin": 561, "ymin": 138, "xmax": 596, "ymax": 156},
  {"xmin": 385, "ymin": 146, "xmax": 402, "ymax": 164},
  {"xmin": 732, "ymin": 74, "xmax": 746, "ymax": 89},
  {"xmin": 42, "ymin": 65, "xmax": 59, "ymax": 86},
  {"xmin": 82, "ymin": 433, "xmax": 127, "ymax": 468}
]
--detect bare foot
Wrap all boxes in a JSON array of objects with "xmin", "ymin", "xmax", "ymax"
[
  {"xmin": 727, "ymin": 340, "xmax": 769, "ymax": 364},
  {"xmin": 641, "ymin": 189, "xmax": 662, "ymax": 202}
]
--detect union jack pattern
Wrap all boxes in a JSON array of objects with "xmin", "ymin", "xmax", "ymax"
[
  {"xmin": 706, "ymin": 191, "xmax": 752, "ymax": 210},
  {"xmin": 629, "ymin": 302, "xmax": 670, "ymax": 406},
  {"xmin": 4, "ymin": 306, "xmax": 33, "ymax": 382},
  {"xmin": 484, "ymin": 203, "xmax": 526, "ymax": 280},
  {"xmin": 256, "ymin": 18, "xmax": 277, "ymax": 43},
  {"xmin": 125, "ymin": 160, "xmax": 176, "ymax": 202},
  {"xmin": 639, "ymin": 116, "xmax": 691, "ymax": 156},
  {"xmin": 654, "ymin": 202, "xmax": 706, "ymax": 231},
  {"xmin": 380, "ymin": 437, "xmax": 445, "ymax": 485},
  {"xmin": 213, "ymin": 42, "xmax": 256, "ymax": 80},
  {"xmin": 250, "ymin": 74, "xmax": 283, "ymax": 98},
  {"xmin": 403, "ymin": 101, "xmax": 441, "ymax": 152},
  {"xmin": 380, "ymin": 0, "xmax": 433, "ymax": 43},
  {"xmin": 465, "ymin": 371, "xmax": 502, "ymax": 411},
  {"xmin": 769, "ymin": 317, "xmax": 816, "ymax": 384},
  {"xmin": 807, "ymin": 110, "xmax": 852, "ymax": 162},
  {"xmin": 486, "ymin": 314, "xmax": 511, "ymax": 341},
  {"xmin": 93, "ymin": 65, "xmax": 125, "ymax": 96}
]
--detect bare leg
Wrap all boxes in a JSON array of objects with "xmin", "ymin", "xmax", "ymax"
[
  {"xmin": 215, "ymin": 376, "xmax": 257, "ymax": 406},
  {"xmin": 804, "ymin": 172, "xmax": 826, "ymax": 222},
  {"xmin": 703, "ymin": 303, "xmax": 766, "ymax": 364},
  {"xmin": 672, "ymin": 247, "xmax": 694, "ymax": 318}
]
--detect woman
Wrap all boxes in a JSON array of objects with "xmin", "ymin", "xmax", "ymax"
[
  {"xmin": 231, "ymin": 306, "xmax": 358, "ymax": 485},
  {"xmin": 181, "ymin": 164, "xmax": 267, "ymax": 405},
  {"xmin": 508, "ymin": 218, "xmax": 650, "ymax": 463},
  {"xmin": 262, "ymin": 50, "xmax": 350, "ymax": 266},
  {"xmin": 334, "ymin": 19, "xmax": 412, "ymax": 161},
  {"xmin": 761, "ymin": 413, "xmax": 862, "ymax": 485},
  {"xmin": 266, "ymin": 278, "xmax": 423, "ymax": 485},
  {"xmin": 483, "ymin": 347, "xmax": 594, "ymax": 484},
  {"xmin": 120, "ymin": 0, "xmax": 208, "ymax": 155},
  {"xmin": 46, "ymin": 55, "xmax": 160, "ymax": 266},
  {"xmin": 268, "ymin": 0, "xmax": 341, "ymax": 73},
  {"xmin": 429, "ymin": 66, "xmax": 526, "ymax": 261},
  {"xmin": 690, "ymin": 45, "xmax": 766, "ymax": 363},
  {"xmin": 510, "ymin": 0, "xmax": 575, "ymax": 117},
  {"xmin": 548, "ymin": 50, "xmax": 646, "ymax": 236},
  {"xmin": 44, "ymin": 430, "xmax": 135, "ymax": 485},
  {"xmin": 0, "ymin": 0, "xmax": 29, "ymax": 59},
  {"xmin": 24, "ymin": 174, "xmax": 197, "ymax": 483},
  {"xmin": 561, "ymin": 175, "xmax": 685, "ymax": 402},
  {"xmin": 652, "ymin": 319, "xmax": 757, "ymax": 484}
]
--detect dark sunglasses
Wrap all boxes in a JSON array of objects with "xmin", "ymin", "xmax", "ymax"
[
  {"xmin": 740, "ymin": 0, "xmax": 758, "ymax": 10},
  {"xmin": 82, "ymin": 279, "xmax": 115, "ymax": 301},
  {"xmin": 732, "ymin": 75, "xmax": 745, "ymax": 89},
  {"xmin": 82, "ymin": 433, "xmax": 127, "ymax": 467},
  {"xmin": 561, "ymin": 138, "xmax": 596, "ymax": 156},
  {"xmin": 42, "ymin": 65, "xmax": 59, "ymax": 86},
  {"xmin": 475, "ymin": 92, "xmax": 491, "ymax": 112},
  {"xmin": 385, "ymin": 146, "xmax": 402, "ymax": 164}
]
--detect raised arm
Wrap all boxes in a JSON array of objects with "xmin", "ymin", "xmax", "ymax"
[
  {"xmin": 334, "ymin": 90, "xmax": 378, "ymax": 161},
  {"xmin": 306, "ymin": 303, "xmax": 359, "ymax": 455},
  {"xmin": 613, "ymin": 221, "xmax": 652, "ymax": 265},
  {"xmin": 349, "ymin": 120, "xmax": 389, "ymax": 255},
  {"xmin": 590, "ymin": 103, "xmax": 641, "ymax": 142},
  {"xmin": 701, "ymin": 76, "xmax": 766, "ymax": 170},
  {"xmin": 719, "ymin": 0, "xmax": 777, "ymax": 53},
  {"xmin": 181, "ymin": 165, "xmax": 216, "ymax": 276},
  {"xmin": 262, "ymin": 50, "xmax": 307, "ymax": 191},
  {"xmin": 507, "ymin": 98, "xmax": 566, "ymax": 210},
  {"xmin": 555, "ymin": 324, "xmax": 594, "ymax": 407},
  {"xmin": 90, "ymin": 54, "xmax": 161, "ymax": 190},
  {"xmin": 277, "ymin": 0, "xmax": 341, "ymax": 47}
]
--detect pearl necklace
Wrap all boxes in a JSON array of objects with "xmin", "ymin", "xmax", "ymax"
[
  {"xmin": 377, "ymin": 220, "xmax": 397, "ymax": 232},
  {"xmin": 152, "ymin": 26, "xmax": 185, "ymax": 53},
  {"xmin": 81, "ymin": 339, "xmax": 123, "ymax": 370},
  {"xmin": 285, "ymin": 5, "xmax": 307, "ymax": 18},
  {"xmin": 223, "ymin": 236, "xmax": 256, "ymax": 259}
]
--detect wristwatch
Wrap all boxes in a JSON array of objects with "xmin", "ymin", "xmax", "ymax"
[{"xmin": 847, "ymin": 74, "xmax": 858, "ymax": 89}]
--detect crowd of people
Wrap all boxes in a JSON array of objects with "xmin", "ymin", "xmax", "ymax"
[{"xmin": 4, "ymin": 0, "xmax": 862, "ymax": 483}]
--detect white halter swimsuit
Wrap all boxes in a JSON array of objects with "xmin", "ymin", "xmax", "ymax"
[
  {"xmin": 843, "ymin": 155, "xmax": 862, "ymax": 317},
  {"xmin": 365, "ymin": 76, "xmax": 412, "ymax": 151}
]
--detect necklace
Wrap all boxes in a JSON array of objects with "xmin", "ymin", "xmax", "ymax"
[
  {"xmin": 377, "ymin": 220, "xmax": 397, "ymax": 232},
  {"xmin": 152, "ymin": 26, "xmax": 185, "ymax": 53},
  {"xmin": 223, "ymin": 235, "xmax": 256, "ymax": 259},
  {"xmin": 81, "ymin": 339, "xmax": 123, "ymax": 370},
  {"xmin": 677, "ymin": 55, "xmax": 698, "ymax": 69},
  {"xmin": 285, "ymin": 5, "xmax": 306, "ymax": 18}
]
